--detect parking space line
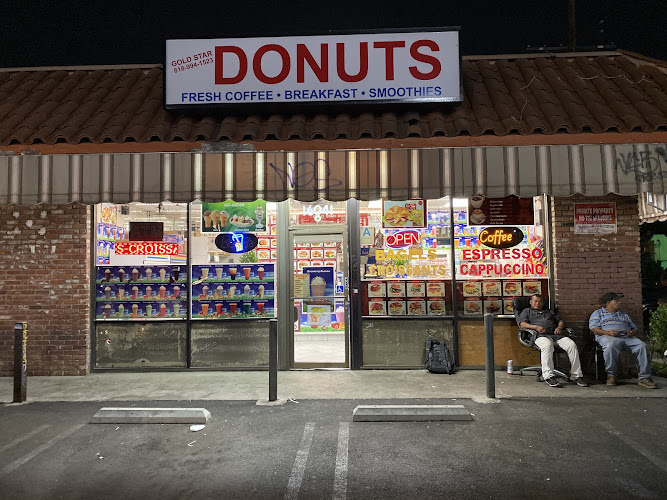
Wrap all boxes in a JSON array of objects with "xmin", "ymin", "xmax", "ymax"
[
  {"xmin": 0, "ymin": 424, "xmax": 50, "ymax": 456},
  {"xmin": 285, "ymin": 422, "xmax": 315, "ymax": 500},
  {"xmin": 601, "ymin": 421, "xmax": 667, "ymax": 473},
  {"xmin": 1, "ymin": 424, "xmax": 85, "ymax": 475},
  {"xmin": 333, "ymin": 422, "xmax": 349, "ymax": 500}
]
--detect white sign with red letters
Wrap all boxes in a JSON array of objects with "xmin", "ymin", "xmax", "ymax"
[{"xmin": 165, "ymin": 30, "xmax": 460, "ymax": 107}]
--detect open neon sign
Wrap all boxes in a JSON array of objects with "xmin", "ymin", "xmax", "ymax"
[{"xmin": 385, "ymin": 230, "xmax": 421, "ymax": 249}]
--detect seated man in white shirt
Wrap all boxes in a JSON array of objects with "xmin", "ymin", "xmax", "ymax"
[{"xmin": 518, "ymin": 294, "xmax": 588, "ymax": 388}]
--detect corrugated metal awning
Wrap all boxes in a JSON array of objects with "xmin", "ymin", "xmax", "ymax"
[{"xmin": 1, "ymin": 144, "xmax": 665, "ymax": 205}]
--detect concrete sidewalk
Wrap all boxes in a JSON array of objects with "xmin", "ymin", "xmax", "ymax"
[{"xmin": 1, "ymin": 370, "xmax": 666, "ymax": 402}]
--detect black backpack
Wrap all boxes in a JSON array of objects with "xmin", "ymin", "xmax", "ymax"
[{"xmin": 424, "ymin": 338, "xmax": 455, "ymax": 374}]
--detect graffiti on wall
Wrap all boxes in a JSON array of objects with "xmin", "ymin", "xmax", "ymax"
[{"xmin": 268, "ymin": 160, "xmax": 344, "ymax": 190}]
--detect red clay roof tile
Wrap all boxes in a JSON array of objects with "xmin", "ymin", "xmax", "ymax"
[{"xmin": 0, "ymin": 53, "xmax": 665, "ymax": 146}]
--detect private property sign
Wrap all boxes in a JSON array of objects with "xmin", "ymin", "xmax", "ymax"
[
  {"xmin": 574, "ymin": 203, "xmax": 617, "ymax": 234},
  {"xmin": 165, "ymin": 29, "xmax": 460, "ymax": 108}
]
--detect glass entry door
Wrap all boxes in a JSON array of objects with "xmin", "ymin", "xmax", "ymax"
[{"xmin": 290, "ymin": 230, "xmax": 349, "ymax": 368}]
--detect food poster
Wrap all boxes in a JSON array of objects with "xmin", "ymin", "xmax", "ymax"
[
  {"xmin": 503, "ymin": 299, "xmax": 515, "ymax": 315},
  {"xmin": 256, "ymin": 249, "xmax": 272, "ymax": 261},
  {"xmin": 387, "ymin": 299, "xmax": 406, "ymax": 315},
  {"xmin": 382, "ymin": 199, "xmax": 426, "ymax": 228},
  {"xmin": 368, "ymin": 282, "xmax": 387, "ymax": 297},
  {"xmin": 467, "ymin": 196, "xmax": 534, "ymax": 226},
  {"xmin": 484, "ymin": 299, "xmax": 502, "ymax": 315},
  {"xmin": 463, "ymin": 299, "xmax": 483, "ymax": 315},
  {"xmin": 426, "ymin": 281, "xmax": 445, "ymax": 297},
  {"xmin": 407, "ymin": 281, "xmax": 425, "ymax": 297},
  {"xmin": 95, "ymin": 277, "xmax": 187, "ymax": 320},
  {"xmin": 193, "ymin": 298, "xmax": 274, "ymax": 318},
  {"xmin": 482, "ymin": 281, "xmax": 501, "ymax": 296},
  {"xmin": 201, "ymin": 200, "xmax": 267, "ymax": 233},
  {"xmin": 191, "ymin": 263, "xmax": 275, "ymax": 319},
  {"xmin": 462, "ymin": 281, "xmax": 482, "ymax": 297},
  {"xmin": 306, "ymin": 303, "xmax": 332, "ymax": 329},
  {"xmin": 522, "ymin": 281, "xmax": 541, "ymax": 296},
  {"xmin": 96, "ymin": 265, "xmax": 184, "ymax": 284},
  {"xmin": 257, "ymin": 236, "xmax": 271, "ymax": 248},
  {"xmin": 295, "ymin": 248, "xmax": 310, "ymax": 260},
  {"xmin": 387, "ymin": 282, "xmax": 405, "ymax": 297},
  {"xmin": 192, "ymin": 263, "xmax": 273, "ymax": 283},
  {"xmin": 407, "ymin": 299, "xmax": 426, "ymax": 316},
  {"xmin": 368, "ymin": 300, "xmax": 386, "ymax": 315},
  {"xmin": 303, "ymin": 266, "xmax": 334, "ymax": 297},
  {"xmin": 427, "ymin": 300, "xmax": 446, "ymax": 316},
  {"xmin": 100, "ymin": 203, "xmax": 117, "ymax": 225},
  {"xmin": 503, "ymin": 281, "xmax": 521, "ymax": 296}
]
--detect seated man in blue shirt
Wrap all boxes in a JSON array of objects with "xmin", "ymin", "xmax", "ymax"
[
  {"xmin": 589, "ymin": 292, "xmax": 657, "ymax": 389},
  {"xmin": 518, "ymin": 294, "xmax": 588, "ymax": 388}
]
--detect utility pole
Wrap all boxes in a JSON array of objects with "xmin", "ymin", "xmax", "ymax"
[{"xmin": 568, "ymin": 0, "xmax": 576, "ymax": 52}]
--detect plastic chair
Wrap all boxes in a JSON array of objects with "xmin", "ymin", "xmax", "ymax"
[{"xmin": 512, "ymin": 296, "xmax": 571, "ymax": 382}]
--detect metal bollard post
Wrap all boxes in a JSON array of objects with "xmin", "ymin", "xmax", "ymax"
[
  {"xmin": 484, "ymin": 313, "xmax": 495, "ymax": 399},
  {"xmin": 14, "ymin": 322, "xmax": 27, "ymax": 403},
  {"xmin": 269, "ymin": 319, "xmax": 277, "ymax": 402}
]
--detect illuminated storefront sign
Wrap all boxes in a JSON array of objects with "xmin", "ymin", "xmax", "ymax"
[
  {"xmin": 478, "ymin": 227, "xmax": 523, "ymax": 249},
  {"xmin": 214, "ymin": 233, "xmax": 259, "ymax": 253},
  {"xmin": 165, "ymin": 30, "xmax": 461, "ymax": 108},
  {"xmin": 115, "ymin": 242, "xmax": 179, "ymax": 255},
  {"xmin": 385, "ymin": 230, "xmax": 421, "ymax": 249}
]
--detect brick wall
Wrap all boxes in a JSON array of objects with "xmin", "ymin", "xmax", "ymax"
[
  {"xmin": 0, "ymin": 204, "xmax": 90, "ymax": 376},
  {"xmin": 552, "ymin": 195, "xmax": 642, "ymax": 335}
]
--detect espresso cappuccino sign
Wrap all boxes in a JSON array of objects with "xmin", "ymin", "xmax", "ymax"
[{"xmin": 165, "ymin": 30, "xmax": 460, "ymax": 108}]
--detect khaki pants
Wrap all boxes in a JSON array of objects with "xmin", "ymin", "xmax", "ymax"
[{"xmin": 534, "ymin": 336, "xmax": 583, "ymax": 380}]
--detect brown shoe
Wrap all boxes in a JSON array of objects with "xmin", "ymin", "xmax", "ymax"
[
  {"xmin": 638, "ymin": 379, "xmax": 658, "ymax": 389},
  {"xmin": 606, "ymin": 375, "xmax": 617, "ymax": 386}
]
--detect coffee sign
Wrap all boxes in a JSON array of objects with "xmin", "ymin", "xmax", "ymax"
[{"xmin": 479, "ymin": 227, "xmax": 523, "ymax": 249}]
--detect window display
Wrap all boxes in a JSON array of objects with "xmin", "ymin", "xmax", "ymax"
[
  {"xmin": 360, "ymin": 197, "xmax": 454, "ymax": 317},
  {"xmin": 95, "ymin": 265, "xmax": 187, "ymax": 319},
  {"xmin": 189, "ymin": 201, "xmax": 278, "ymax": 321},
  {"xmin": 95, "ymin": 202, "xmax": 188, "ymax": 321},
  {"xmin": 191, "ymin": 264, "xmax": 275, "ymax": 318}
]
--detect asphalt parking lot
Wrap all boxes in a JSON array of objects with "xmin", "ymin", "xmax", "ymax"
[{"xmin": 1, "ymin": 397, "xmax": 666, "ymax": 499}]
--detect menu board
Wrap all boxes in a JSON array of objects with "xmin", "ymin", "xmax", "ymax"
[
  {"xmin": 294, "ymin": 243, "xmax": 338, "ymax": 272},
  {"xmin": 191, "ymin": 264, "xmax": 275, "ymax": 319},
  {"xmin": 467, "ymin": 196, "xmax": 534, "ymax": 226},
  {"xmin": 95, "ymin": 265, "xmax": 187, "ymax": 320},
  {"xmin": 363, "ymin": 280, "xmax": 450, "ymax": 317},
  {"xmin": 458, "ymin": 279, "xmax": 548, "ymax": 315},
  {"xmin": 294, "ymin": 274, "xmax": 310, "ymax": 298}
]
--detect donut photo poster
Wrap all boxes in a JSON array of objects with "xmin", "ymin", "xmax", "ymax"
[{"xmin": 368, "ymin": 281, "xmax": 387, "ymax": 297}]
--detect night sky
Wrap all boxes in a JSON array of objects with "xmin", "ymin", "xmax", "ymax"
[{"xmin": 0, "ymin": 1, "xmax": 664, "ymax": 68}]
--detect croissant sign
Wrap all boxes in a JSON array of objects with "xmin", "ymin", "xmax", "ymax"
[{"xmin": 165, "ymin": 29, "xmax": 461, "ymax": 108}]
